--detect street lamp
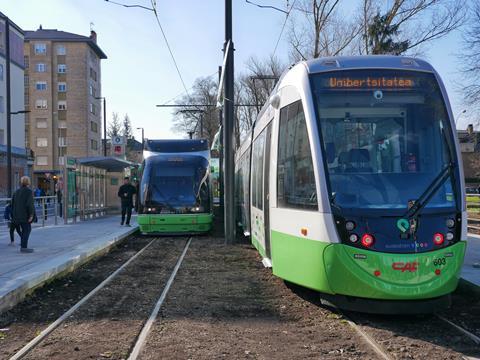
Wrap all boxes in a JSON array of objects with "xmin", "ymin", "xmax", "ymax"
[
  {"xmin": 7, "ymin": 110, "xmax": 30, "ymax": 197},
  {"xmin": 136, "ymin": 127, "xmax": 144, "ymax": 148},
  {"xmin": 455, "ymin": 109, "xmax": 467, "ymax": 125},
  {"xmin": 95, "ymin": 96, "xmax": 107, "ymax": 156}
]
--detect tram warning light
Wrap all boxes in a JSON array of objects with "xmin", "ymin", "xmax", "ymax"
[
  {"xmin": 433, "ymin": 233, "xmax": 444, "ymax": 245},
  {"xmin": 361, "ymin": 234, "xmax": 375, "ymax": 247}
]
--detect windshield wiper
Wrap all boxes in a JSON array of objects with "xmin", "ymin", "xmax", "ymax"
[{"xmin": 404, "ymin": 162, "xmax": 454, "ymax": 219}]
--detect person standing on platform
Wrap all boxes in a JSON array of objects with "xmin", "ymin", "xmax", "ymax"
[
  {"xmin": 118, "ymin": 177, "xmax": 136, "ymax": 227},
  {"xmin": 12, "ymin": 176, "xmax": 36, "ymax": 253},
  {"xmin": 3, "ymin": 201, "xmax": 22, "ymax": 246}
]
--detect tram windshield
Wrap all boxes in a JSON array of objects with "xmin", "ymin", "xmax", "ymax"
[
  {"xmin": 311, "ymin": 69, "xmax": 458, "ymax": 212},
  {"xmin": 140, "ymin": 155, "xmax": 210, "ymax": 213}
]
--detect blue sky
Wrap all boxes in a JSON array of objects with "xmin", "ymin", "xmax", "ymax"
[{"xmin": 2, "ymin": 0, "xmax": 470, "ymax": 140}]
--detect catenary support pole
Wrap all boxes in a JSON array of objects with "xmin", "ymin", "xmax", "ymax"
[
  {"xmin": 103, "ymin": 97, "xmax": 107, "ymax": 156},
  {"xmin": 5, "ymin": 18, "xmax": 12, "ymax": 197},
  {"xmin": 218, "ymin": 66, "xmax": 224, "ymax": 212},
  {"xmin": 223, "ymin": 0, "xmax": 235, "ymax": 243}
]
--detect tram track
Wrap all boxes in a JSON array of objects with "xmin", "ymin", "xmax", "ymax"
[
  {"xmin": 6, "ymin": 236, "xmax": 192, "ymax": 360},
  {"xmin": 339, "ymin": 308, "xmax": 480, "ymax": 360}
]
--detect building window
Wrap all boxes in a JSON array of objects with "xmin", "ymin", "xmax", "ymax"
[
  {"xmin": 24, "ymin": 75, "xmax": 29, "ymax": 87},
  {"xmin": 59, "ymin": 137, "xmax": 67, "ymax": 147},
  {"xmin": 89, "ymin": 67, "xmax": 97, "ymax": 81},
  {"xmin": 58, "ymin": 82, "xmax": 67, "ymax": 92},
  {"xmin": 36, "ymin": 138, "xmax": 48, "ymax": 147},
  {"xmin": 58, "ymin": 120, "xmax": 67, "ymax": 129},
  {"xmin": 35, "ymin": 99, "xmax": 48, "ymax": 109},
  {"xmin": 90, "ymin": 139, "xmax": 98, "ymax": 150},
  {"xmin": 58, "ymin": 156, "xmax": 65, "ymax": 165},
  {"xmin": 58, "ymin": 101, "xmax": 67, "ymax": 110},
  {"xmin": 35, "ymin": 81, "xmax": 47, "ymax": 90},
  {"xmin": 35, "ymin": 63, "xmax": 46, "ymax": 72},
  {"xmin": 36, "ymin": 118, "xmax": 48, "ymax": 128},
  {"xmin": 34, "ymin": 43, "xmax": 47, "ymax": 55},
  {"xmin": 0, "ymin": 96, "xmax": 4, "ymax": 113},
  {"xmin": 89, "ymin": 85, "xmax": 96, "ymax": 97},
  {"xmin": 24, "ymin": 55, "xmax": 29, "ymax": 68},
  {"xmin": 58, "ymin": 64, "xmax": 67, "ymax": 73},
  {"xmin": 0, "ymin": 64, "xmax": 3, "ymax": 80},
  {"xmin": 277, "ymin": 101, "xmax": 318, "ymax": 210},
  {"xmin": 0, "ymin": 129, "xmax": 4, "ymax": 145},
  {"xmin": 91, "ymin": 121, "xmax": 98, "ymax": 133},
  {"xmin": 36, "ymin": 156, "xmax": 48, "ymax": 166},
  {"xmin": 90, "ymin": 103, "xmax": 96, "ymax": 114},
  {"xmin": 57, "ymin": 44, "xmax": 66, "ymax": 55}
]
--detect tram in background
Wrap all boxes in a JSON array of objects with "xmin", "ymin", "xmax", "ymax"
[
  {"xmin": 235, "ymin": 56, "xmax": 467, "ymax": 313},
  {"xmin": 137, "ymin": 139, "xmax": 213, "ymax": 234}
]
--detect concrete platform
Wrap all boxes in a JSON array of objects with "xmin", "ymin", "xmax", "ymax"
[
  {"xmin": 463, "ymin": 235, "xmax": 480, "ymax": 287},
  {"xmin": 0, "ymin": 216, "xmax": 138, "ymax": 313}
]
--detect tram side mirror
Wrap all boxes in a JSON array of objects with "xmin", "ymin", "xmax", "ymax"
[
  {"xmin": 326, "ymin": 142, "xmax": 336, "ymax": 164},
  {"xmin": 270, "ymin": 94, "xmax": 281, "ymax": 109}
]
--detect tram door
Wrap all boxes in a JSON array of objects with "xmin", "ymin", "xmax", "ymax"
[{"xmin": 263, "ymin": 123, "xmax": 273, "ymax": 259}]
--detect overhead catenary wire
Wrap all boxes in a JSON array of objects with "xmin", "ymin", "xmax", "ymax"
[
  {"xmin": 149, "ymin": 0, "xmax": 190, "ymax": 97},
  {"xmin": 272, "ymin": 0, "xmax": 298, "ymax": 58},
  {"xmin": 103, "ymin": 0, "xmax": 191, "ymax": 98}
]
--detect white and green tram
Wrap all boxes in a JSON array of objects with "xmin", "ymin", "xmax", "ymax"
[{"xmin": 234, "ymin": 56, "xmax": 466, "ymax": 313}]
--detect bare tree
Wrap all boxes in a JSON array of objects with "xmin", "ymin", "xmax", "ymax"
[
  {"xmin": 459, "ymin": 1, "xmax": 480, "ymax": 109},
  {"xmin": 170, "ymin": 77, "xmax": 220, "ymax": 145},
  {"xmin": 288, "ymin": 0, "xmax": 360, "ymax": 60},
  {"xmin": 236, "ymin": 55, "xmax": 286, "ymax": 141}
]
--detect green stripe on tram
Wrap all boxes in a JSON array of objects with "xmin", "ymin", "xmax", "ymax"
[{"xmin": 270, "ymin": 229, "xmax": 466, "ymax": 300}]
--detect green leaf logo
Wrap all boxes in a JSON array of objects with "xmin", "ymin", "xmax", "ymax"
[{"xmin": 397, "ymin": 218, "xmax": 409, "ymax": 233}]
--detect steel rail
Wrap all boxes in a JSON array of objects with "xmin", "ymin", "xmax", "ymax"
[
  {"xmin": 436, "ymin": 315, "xmax": 480, "ymax": 345},
  {"xmin": 127, "ymin": 237, "xmax": 192, "ymax": 359},
  {"xmin": 9, "ymin": 237, "xmax": 158, "ymax": 360}
]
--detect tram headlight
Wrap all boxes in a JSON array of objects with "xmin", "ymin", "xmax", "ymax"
[
  {"xmin": 446, "ymin": 232, "xmax": 454, "ymax": 241},
  {"xmin": 345, "ymin": 221, "xmax": 356, "ymax": 231},
  {"xmin": 190, "ymin": 206, "xmax": 204, "ymax": 213},
  {"xmin": 446, "ymin": 218, "xmax": 455, "ymax": 228}
]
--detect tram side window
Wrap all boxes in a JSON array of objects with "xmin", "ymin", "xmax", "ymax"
[
  {"xmin": 252, "ymin": 132, "xmax": 265, "ymax": 210},
  {"xmin": 277, "ymin": 101, "xmax": 318, "ymax": 210}
]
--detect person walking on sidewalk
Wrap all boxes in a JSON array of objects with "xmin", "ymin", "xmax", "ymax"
[
  {"xmin": 3, "ymin": 201, "xmax": 22, "ymax": 246},
  {"xmin": 118, "ymin": 177, "xmax": 136, "ymax": 226},
  {"xmin": 12, "ymin": 176, "xmax": 36, "ymax": 253}
]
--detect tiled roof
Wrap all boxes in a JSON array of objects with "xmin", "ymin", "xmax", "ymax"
[{"xmin": 25, "ymin": 28, "xmax": 107, "ymax": 59}]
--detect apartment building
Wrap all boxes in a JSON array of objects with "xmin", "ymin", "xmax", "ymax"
[
  {"xmin": 0, "ymin": 13, "xmax": 27, "ymax": 196},
  {"xmin": 24, "ymin": 26, "xmax": 107, "ymax": 190}
]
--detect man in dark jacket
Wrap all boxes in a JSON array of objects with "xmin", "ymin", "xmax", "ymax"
[
  {"xmin": 118, "ymin": 177, "xmax": 136, "ymax": 226},
  {"xmin": 12, "ymin": 176, "xmax": 35, "ymax": 253}
]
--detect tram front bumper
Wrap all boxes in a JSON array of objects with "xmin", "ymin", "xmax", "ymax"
[
  {"xmin": 323, "ymin": 241, "xmax": 466, "ymax": 300},
  {"xmin": 138, "ymin": 213, "xmax": 213, "ymax": 234}
]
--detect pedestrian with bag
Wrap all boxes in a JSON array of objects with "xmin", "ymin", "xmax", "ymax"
[
  {"xmin": 3, "ymin": 200, "xmax": 22, "ymax": 246},
  {"xmin": 118, "ymin": 176, "xmax": 136, "ymax": 227},
  {"xmin": 12, "ymin": 176, "xmax": 36, "ymax": 253}
]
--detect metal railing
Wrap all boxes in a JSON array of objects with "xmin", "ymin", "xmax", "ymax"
[
  {"xmin": 466, "ymin": 193, "xmax": 480, "ymax": 231},
  {"xmin": 0, "ymin": 196, "xmax": 60, "ymax": 232}
]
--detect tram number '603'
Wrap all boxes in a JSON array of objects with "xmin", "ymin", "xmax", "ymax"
[{"xmin": 433, "ymin": 257, "xmax": 446, "ymax": 267}]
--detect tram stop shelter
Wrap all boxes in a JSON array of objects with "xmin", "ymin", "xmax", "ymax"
[{"xmin": 61, "ymin": 156, "xmax": 136, "ymax": 222}]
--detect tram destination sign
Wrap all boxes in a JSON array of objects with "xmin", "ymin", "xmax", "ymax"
[{"xmin": 324, "ymin": 76, "xmax": 416, "ymax": 89}]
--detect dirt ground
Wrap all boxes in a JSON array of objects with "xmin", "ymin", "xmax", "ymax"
[
  {"xmin": 0, "ymin": 235, "xmax": 152, "ymax": 359},
  {"xmin": 1, "ymin": 233, "xmax": 479, "ymax": 360},
  {"xmin": 138, "ymin": 237, "xmax": 378, "ymax": 360}
]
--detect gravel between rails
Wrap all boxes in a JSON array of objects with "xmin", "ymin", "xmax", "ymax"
[
  {"xmin": 345, "ymin": 311, "xmax": 480, "ymax": 359},
  {"xmin": 138, "ymin": 237, "xmax": 380, "ymax": 360},
  {"xmin": 20, "ymin": 237, "xmax": 187, "ymax": 360},
  {"xmin": 0, "ymin": 234, "xmax": 152, "ymax": 360}
]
